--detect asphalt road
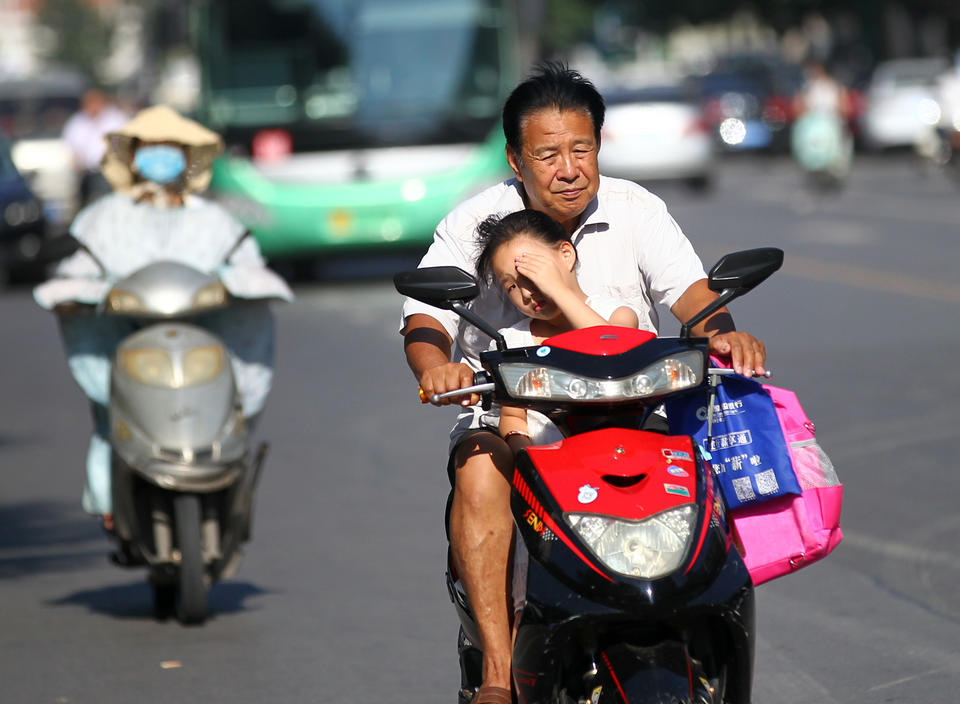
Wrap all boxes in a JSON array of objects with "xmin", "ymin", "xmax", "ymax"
[{"xmin": 1, "ymin": 154, "xmax": 959, "ymax": 703}]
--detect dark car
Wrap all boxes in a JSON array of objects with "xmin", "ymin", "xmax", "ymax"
[
  {"xmin": 697, "ymin": 53, "xmax": 803, "ymax": 152},
  {"xmin": 0, "ymin": 137, "xmax": 50, "ymax": 284}
]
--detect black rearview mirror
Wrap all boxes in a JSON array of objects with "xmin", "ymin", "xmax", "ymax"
[
  {"xmin": 395, "ymin": 266, "xmax": 506, "ymax": 349},
  {"xmin": 708, "ymin": 248, "xmax": 784, "ymax": 294},
  {"xmin": 680, "ymin": 248, "xmax": 784, "ymax": 338},
  {"xmin": 394, "ymin": 266, "xmax": 479, "ymax": 309}
]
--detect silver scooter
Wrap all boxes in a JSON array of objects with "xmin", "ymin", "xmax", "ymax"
[{"xmin": 94, "ymin": 251, "xmax": 269, "ymax": 625}]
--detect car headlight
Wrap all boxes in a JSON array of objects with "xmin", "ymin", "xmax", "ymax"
[
  {"xmin": 566, "ymin": 505, "xmax": 698, "ymax": 579},
  {"xmin": 105, "ymin": 288, "xmax": 148, "ymax": 314},
  {"xmin": 3, "ymin": 199, "xmax": 42, "ymax": 227},
  {"xmin": 192, "ymin": 281, "xmax": 228, "ymax": 308},
  {"xmin": 499, "ymin": 350, "xmax": 703, "ymax": 403},
  {"xmin": 120, "ymin": 345, "xmax": 226, "ymax": 388}
]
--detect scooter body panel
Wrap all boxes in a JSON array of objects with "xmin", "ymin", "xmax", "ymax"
[
  {"xmin": 110, "ymin": 322, "xmax": 237, "ymax": 452},
  {"xmin": 507, "ymin": 427, "xmax": 754, "ymax": 703}
]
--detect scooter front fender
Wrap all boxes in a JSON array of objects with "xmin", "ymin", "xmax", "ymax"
[
  {"xmin": 592, "ymin": 641, "xmax": 712, "ymax": 704},
  {"xmin": 136, "ymin": 459, "xmax": 244, "ymax": 493}
]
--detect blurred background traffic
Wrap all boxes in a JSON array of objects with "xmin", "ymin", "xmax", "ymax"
[{"xmin": 1, "ymin": 0, "xmax": 959, "ymax": 285}]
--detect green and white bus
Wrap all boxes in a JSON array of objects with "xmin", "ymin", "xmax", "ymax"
[{"xmin": 192, "ymin": 0, "xmax": 528, "ymax": 261}]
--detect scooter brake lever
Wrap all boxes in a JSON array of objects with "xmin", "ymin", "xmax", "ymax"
[{"xmin": 707, "ymin": 368, "xmax": 772, "ymax": 378}]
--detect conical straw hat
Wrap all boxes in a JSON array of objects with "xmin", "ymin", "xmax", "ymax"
[{"xmin": 100, "ymin": 105, "xmax": 224, "ymax": 194}]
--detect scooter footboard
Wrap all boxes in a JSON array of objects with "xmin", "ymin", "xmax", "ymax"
[{"xmin": 593, "ymin": 641, "xmax": 712, "ymax": 704}]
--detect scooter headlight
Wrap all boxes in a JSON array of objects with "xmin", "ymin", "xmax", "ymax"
[
  {"xmin": 181, "ymin": 345, "xmax": 225, "ymax": 386},
  {"xmin": 565, "ymin": 505, "xmax": 698, "ymax": 579},
  {"xmin": 119, "ymin": 345, "xmax": 226, "ymax": 388},
  {"xmin": 120, "ymin": 348, "xmax": 176, "ymax": 387},
  {"xmin": 499, "ymin": 350, "xmax": 703, "ymax": 403},
  {"xmin": 192, "ymin": 281, "xmax": 228, "ymax": 308},
  {"xmin": 105, "ymin": 287, "xmax": 148, "ymax": 314}
]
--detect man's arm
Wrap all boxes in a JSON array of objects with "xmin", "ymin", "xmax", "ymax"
[
  {"xmin": 670, "ymin": 279, "xmax": 767, "ymax": 377},
  {"xmin": 402, "ymin": 313, "xmax": 479, "ymax": 406}
]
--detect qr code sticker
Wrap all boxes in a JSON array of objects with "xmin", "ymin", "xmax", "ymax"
[
  {"xmin": 755, "ymin": 469, "xmax": 780, "ymax": 495},
  {"xmin": 732, "ymin": 476, "xmax": 756, "ymax": 502}
]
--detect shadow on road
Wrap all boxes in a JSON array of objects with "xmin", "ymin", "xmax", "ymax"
[
  {"xmin": 49, "ymin": 580, "xmax": 271, "ymax": 621},
  {"xmin": 0, "ymin": 500, "xmax": 104, "ymax": 578}
]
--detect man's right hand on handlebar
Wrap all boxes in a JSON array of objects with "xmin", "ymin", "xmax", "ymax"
[{"xmin": 419, "ymin": 362, "xmax": 478, "ymax": 407}]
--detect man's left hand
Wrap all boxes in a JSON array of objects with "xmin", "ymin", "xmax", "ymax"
[{"xmin": 708, "ymin": 331, "xmax": 767, "ymax": 377}]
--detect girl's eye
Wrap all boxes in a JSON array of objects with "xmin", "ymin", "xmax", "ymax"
[{"xmin": 506, "ymin": 284, "xmax": 516, "ymax": 292}]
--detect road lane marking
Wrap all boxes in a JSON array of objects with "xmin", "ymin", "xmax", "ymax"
[
  {"xmin": 840, "ymin": 531, "xmax": 960, "ymax": 570},
  {"xmin": 868, "ymin": 665, "xmax": 959, "ymax": 692},
  {"xmin": 782, "ymin": 255, "xmax": 960, "ymax": 303}
]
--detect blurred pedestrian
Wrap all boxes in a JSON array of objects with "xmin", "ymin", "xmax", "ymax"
[
  {"xmin": 795, "ymin": 60, "xmax": 851, "ymax": 118},
  {"xmin": 61, "ymin": 89, "xmax": 130, "ymax": 206},
  {"xmin": 35, "ymin": 105, "xmax": 293, "ymax": 531},
  {"xmin": 791, "ymin": 61, "xmax": 853, "ymax": 186}
]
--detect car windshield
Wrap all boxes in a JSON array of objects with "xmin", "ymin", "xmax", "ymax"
[
  {"xmin": 0, "ymin": 140, "xmax": 19, "ymax": 178},
  {"xmin": 699, "ymin": 72, "xmax": 772, "ymax": 98},
  {"xmin": 606, "ymin": 84, "xmax": 697, "ymax": 106},
  {"xmin": 0, "ymin": 81, "xmax": 82, "ymax": 140},
  {"xmin": 875, "ymin": 60, "xmax": 947, "ymax": 88},
  {"xmin": 201, "ymin": 0, "xmax": 506, "ymax": 149}
]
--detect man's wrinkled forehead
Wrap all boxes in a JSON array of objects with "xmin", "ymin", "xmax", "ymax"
[{"xmin": 516, "ymin": 107, "xmax": 598, "ymax": 150}]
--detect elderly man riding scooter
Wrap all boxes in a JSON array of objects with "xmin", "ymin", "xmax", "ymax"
[
  {"xmin": 35, "ymin": 105, "xmax": 292, "ymax": 534},
  {"xmin": 400, "ymin": 63, "xmax": 768, "ymax": 704}
]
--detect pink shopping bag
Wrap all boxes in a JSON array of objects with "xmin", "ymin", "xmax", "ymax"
[
  {"xmin": 730, "ymin": 384, "xmax": 843, "ymax": 585},
  {"xmin": 731, "ymin": 485, "xmax": 844, "ymax": 585}
]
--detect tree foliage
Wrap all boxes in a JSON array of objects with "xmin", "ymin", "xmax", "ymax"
[{"xmin": 36, "ymin": 0, "xmax": 113, "ymax": 83}]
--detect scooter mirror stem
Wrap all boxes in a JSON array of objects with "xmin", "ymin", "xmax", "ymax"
[
  {"xmin": 451, "ymin": 302, "xmax": 507, "ymax": 350},
  {"xmin": 73, "ymin": 239, "xmax": 108, "ymax": 278},
  {"xmin": 680, "ymin": 287, "xmax": 737, "ymax": 338}
]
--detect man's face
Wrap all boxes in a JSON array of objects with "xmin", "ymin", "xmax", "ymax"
[{"xmin": 506, "ymin": 108, "xmax": 600, "ymax": 234}]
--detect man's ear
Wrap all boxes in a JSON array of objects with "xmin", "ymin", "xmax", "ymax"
[{"xmin": 505, "ymin": 145, "xmax": 523, "ymax": 181}]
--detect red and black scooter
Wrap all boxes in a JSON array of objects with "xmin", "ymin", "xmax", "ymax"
[{"xmin": 396, "ymin": 248, "xmax": 783, "ymax": 704}]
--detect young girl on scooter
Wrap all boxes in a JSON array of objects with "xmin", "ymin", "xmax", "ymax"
[{"xmin": 474, "ymin": 209, "xmax": 643, "ymax": 451}]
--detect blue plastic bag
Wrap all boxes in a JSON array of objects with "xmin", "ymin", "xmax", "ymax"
[{"xmin": 666, "ymin": 373, "xmax": 802, "ymax": 510}]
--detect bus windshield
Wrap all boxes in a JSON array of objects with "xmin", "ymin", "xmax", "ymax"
[{"xmin": 201, "ymin": 0, "xmax": 507, "ymax": 150}]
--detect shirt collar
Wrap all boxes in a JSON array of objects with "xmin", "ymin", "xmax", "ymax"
[
  {"xmin": 572, "ymin": 177, "xmax": 610, "ymax": 243},
  {"xmin": 496, "ymin": 177, "xmax": 610, "ymax": 243}
]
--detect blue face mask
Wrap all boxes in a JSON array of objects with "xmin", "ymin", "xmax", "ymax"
[{"xmin": 133, "ymin": 145, "xmax": 187, "ymax": 185}]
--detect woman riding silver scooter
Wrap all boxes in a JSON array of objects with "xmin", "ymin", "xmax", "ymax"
[{"xmin": 34, "ymin": 105, "xmax": 292, "ymax": 623}]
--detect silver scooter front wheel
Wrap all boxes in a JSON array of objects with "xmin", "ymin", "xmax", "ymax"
[{"xmin": 174, "ymin": 493, "xmax": 208, "ymax": 624}]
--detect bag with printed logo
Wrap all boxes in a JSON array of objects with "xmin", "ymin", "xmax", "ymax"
[
  {"xmin": 667, "ymin": 370, "xmax": 844, "ymax": 584},
  {"xmin": 731, "ymin": 384, "xmax": 843, "ymax": 584},
  {"xmin": 665, "ymin": 372, "xmax": 802, "ymax": 510}
]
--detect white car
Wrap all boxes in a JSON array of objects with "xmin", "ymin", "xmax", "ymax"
[
  {"xmin": 0, "ymin": 72, "xmax": 85, "ymax": 228},
  {"xmin": 860, "ymin": 58, "xmax": 948, "ymax": 150},
  {"xmin": 598, "ymin": 83, "xmax": 715, "ymax": 190}
]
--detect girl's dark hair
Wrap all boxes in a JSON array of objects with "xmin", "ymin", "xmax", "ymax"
[
  {"xmin": 502, "ymin": 61, "xmax": 605, "ymax": 154},
  {"xmin": 475, "ymin": 209, "xmax": 571, "ymax": 284}
]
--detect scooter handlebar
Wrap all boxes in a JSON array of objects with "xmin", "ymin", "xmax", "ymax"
[
  {"xmin": 419, "ymin": 382, "xmax": 496, "ymax": 404},
  {"xmin": 707, "ymin": 368, "xmax": 772, "ymax": 378}
]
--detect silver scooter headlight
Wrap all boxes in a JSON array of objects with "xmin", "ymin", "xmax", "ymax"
[
  {"xmin": 192, "ymin": 281, "xmax": 229, "ymax": 308},
  {"xmin": 565, "ymin": 505, "xmax": 698, "ymax": 579},
  {"xmin": 105, "ymin": 287, "xmax": 148, "ymax": 314},
  {"xmin": 119, "ymin": 345, "xmax": 226, "ymax": 389}
]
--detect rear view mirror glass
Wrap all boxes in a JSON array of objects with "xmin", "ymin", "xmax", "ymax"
[
  {"xmin": 394, "ymin": 266, "xmax": 480, "ymax": 310},
  {"xmin": 708, "ymin": 248, "xmax": 784, "ymax": 294}
]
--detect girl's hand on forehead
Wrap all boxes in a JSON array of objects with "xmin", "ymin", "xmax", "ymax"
[{"xmin": 515, "ymin": 249, "xmax": 569, "ymax": 298}]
